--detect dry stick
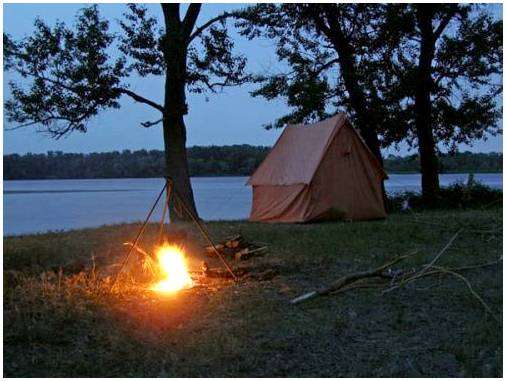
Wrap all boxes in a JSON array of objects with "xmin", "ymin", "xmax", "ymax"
[
  {"xmin": 123, "ymin": 242, "xmax": 157, "ymax": 275},
  {"xmin": 290, "ymin": 250, "xmax": 419, "ymax": 305},
  {"xmin": 157, "ymin": 184, "xmax": 170, "ymax": 245},
  {"xmin": 109, "ymin": 182, "xmax": 167, "ymax": 290},
  {"xmin": 383, "ymin": 229, "xmax": 462, "ymax": 294},
  {"xmin": 481, "ymin": 197, "xmax": 502, "ymax": 210},
  {"xmin": 421, "ymin": 258, "xmax": 502, "ymax": 277},
  {"xmin": 430, "ymin": 265, "xmax": 500, "ymax": 323},
  {"xmin": 123, "ymin": 242, "xmax": 151, "ymax": 259},
  {"xmin": 329, "ymin": 279, "xmax": 388, "ymax": 296}
]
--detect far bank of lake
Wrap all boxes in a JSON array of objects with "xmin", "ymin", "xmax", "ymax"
[{"xmin": 3, "ymin": 173, "xmax": 502, "ymax": 235}]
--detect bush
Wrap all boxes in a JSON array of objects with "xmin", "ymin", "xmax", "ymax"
[{"xmin": 388, "ymin": 175, "xmax": 502, "ymax": 211}]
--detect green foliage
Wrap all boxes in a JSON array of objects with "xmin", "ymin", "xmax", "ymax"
[
  {"xmin": 3, "ymin": 149, "xmax": 501, "ymax": 180},
  {"xmin": 4, "ymin": 4, "xmax": 249, "ymax": 135},
  {"xmin": 237, "ymin": 4, "xmax": 401, "ymax": 131},
  {"xmin": 237, "ymin": 4, "xmax": 502, "ymax": 151},
  {"xmin": 385, "ymin": 151, "xmax": 503, "ymax": 173},
  {"xmin": 4, "ymin": 6, "xmax": 125, "ymax": 137},
  {"xmin": 3, "ymin": 145, "xmax": 269, "ymax": 179},
  {"xmin": 388, "ymin": 177, "xmax": 502, "ymax": 211},
  {"xmin": 382, "ymin": 4, "xmax": 503, "ymax": 149}
]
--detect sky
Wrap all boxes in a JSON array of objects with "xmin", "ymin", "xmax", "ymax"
[{"xmin": 3, "ymin": 3, "xmax": 503, "ymax": 156}]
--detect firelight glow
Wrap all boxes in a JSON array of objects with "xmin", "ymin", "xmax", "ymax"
[{"xmin": 150, "ymin": 245, "xmax": 193, "ymax": 293}]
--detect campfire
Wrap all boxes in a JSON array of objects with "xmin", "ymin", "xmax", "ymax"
[
  {"xmin": 110, "ymin": 178, "xmax": 263, "ymax": 291},
  {"xmin": 150, "ymin": 244, "xmax": 193, "ymax": 293}
]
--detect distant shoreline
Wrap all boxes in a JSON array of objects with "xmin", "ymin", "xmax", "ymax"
[
  {"xmin": 4, "ymin": 148, "xmax": 502, "ymax": 180},
  {"xmin": 3, "ymin": 171, "xmax": 503, "ymax": 182}
]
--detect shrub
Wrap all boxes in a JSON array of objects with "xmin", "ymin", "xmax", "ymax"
[{"xmin": 388, "ymin": 175, "xmax": 502, "ymax": 211}]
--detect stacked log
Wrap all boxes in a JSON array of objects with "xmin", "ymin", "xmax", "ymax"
[{"xmin": 204, "ymin": 234, "xmax": 268, "ymax": 262}]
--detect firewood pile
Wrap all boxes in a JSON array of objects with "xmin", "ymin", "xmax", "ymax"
[
  {"xmin": 200, "ymin": 234, "xmax": 270, "ymax": 280},
  {"xmin": 203, "ymin": 234, "xmax": 268, "ymax": 262}
]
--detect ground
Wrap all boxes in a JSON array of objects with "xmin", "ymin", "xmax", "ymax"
[{"xmin": 4, "ymin": 208, "xmax": 503, "ymax": 377}]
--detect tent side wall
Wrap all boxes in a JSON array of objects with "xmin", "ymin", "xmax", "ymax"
[
  {"xmin": 249, "ymin": 184, "xmax": 311, "ymax": 223},
  {"xmin": 307, "ymin": 124, "xmax": 386, "ymax": 221}
]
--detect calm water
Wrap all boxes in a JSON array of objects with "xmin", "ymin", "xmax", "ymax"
[{"xmin": 4, "ymin": 173, "xmax": 502, "ymax": 235}]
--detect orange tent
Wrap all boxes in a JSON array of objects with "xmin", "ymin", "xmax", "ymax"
[{"xmin": 247, "ymin": 114, "xmax": 388, "ymax": 223}]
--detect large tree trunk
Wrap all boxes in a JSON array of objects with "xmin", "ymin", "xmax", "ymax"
[
  {"xmin": 313, "ymin": 4, "xmax": 387, "ymax": 209},
  {"xmin": 162, "ymin": 115, "xmax": 198, "ymax": 220},
  {"xmin": 415, "ymin": 6, "xmax": 440, "ymax": 202},
  {"xmin": 318, "ymin": 6, "xmax": 383, "ymax": 164},
  {"xmin": 162, "ymin": 4, "xmax": 199, "ymax": 221}
]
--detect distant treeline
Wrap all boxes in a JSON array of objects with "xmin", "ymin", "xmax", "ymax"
[
  {"xmin": 3, "ymin": 146, "xmax": 502, "ymax": 180},
  {"xmin": 384, "ymin": 151, "xmax": 502, "ymax": 174}
]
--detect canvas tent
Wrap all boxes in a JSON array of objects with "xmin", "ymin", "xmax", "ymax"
[{"xmin": 247, "ymin": 114, "xmax": 388, "ymax": 223}]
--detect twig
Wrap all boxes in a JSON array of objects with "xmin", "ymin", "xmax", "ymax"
[
  {"xmin": 430, "ymin": 265, "xmax": 500, "ymax": 323},
  {"xmin": 123, "ymin": 242, "xmax": 151, "ymax": 259},
  {"xmin": 422, "ymin": 258, "xmax": 502, "ymax": 276},
  {"xmin": 383, "ymin": 229, "xmax": 462, "ymax": 294}
]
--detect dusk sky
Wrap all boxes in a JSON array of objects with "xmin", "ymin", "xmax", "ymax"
[{"xmin": 3, "ymin": 3, "xmax": 503, "ymax": 155}]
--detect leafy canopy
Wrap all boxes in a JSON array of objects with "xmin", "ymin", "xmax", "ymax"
[
  {"xmin": 384, "ymin": 4, "xmax": 503, "ymax": 151},
  {"xmin": 237, "ymin": 4, "xmax": 502, "ymax": 152},
  {"xmin": 236, "ymin": 4, "xmax": 406, "ymax": 134},
  {"xmin": 4, "ymin": 4, "xmax": 249, "ymax": 138}
]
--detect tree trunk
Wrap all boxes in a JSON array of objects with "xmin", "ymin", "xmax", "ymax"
[
  {"xmin": 320, "ymin": 8, "xmax": 383, "ymax": 164},
  {"xmin": 415, "ymin": 6, "xmax": 440, "ymax": 202},
  {"xmin": 316, "ymin": 5, "xmax": 388, "ymax": 209},
  {"xmin": 162, "ymin": 115, "xmax": 198, "ymax": 221},
  {"xmin": 161, "ymin": 4, "xmax": 199, "ymax": 221}
]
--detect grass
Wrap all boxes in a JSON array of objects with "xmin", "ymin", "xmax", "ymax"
[{"xmin": 4, "ymin": 208, "xmax": 503, "ymax": 377}]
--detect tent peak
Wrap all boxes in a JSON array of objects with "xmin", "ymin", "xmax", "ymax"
[{"xmin": 247, "ymin": 114, "xmax": 347, "ymax": 186}]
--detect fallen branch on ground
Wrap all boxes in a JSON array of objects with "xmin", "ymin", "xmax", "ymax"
[
  {"xmin": 290, "ymin": 250, "xmax": 419, "ymax": 304},
  {"xmin": 290, "ymin": 229, "xmax": 501, "ymax": 322},
  {"xmin": 430, "ymin": 265, "xmax": 500, "ymax": 323},
  {"xmin": 383, "ymin": 229, "xmax": 462, "ymax": 294}
]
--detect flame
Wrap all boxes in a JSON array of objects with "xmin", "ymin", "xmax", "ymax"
[{"xmin": 150, "ymin": 245, "xmax": 193, "ymax": 293}]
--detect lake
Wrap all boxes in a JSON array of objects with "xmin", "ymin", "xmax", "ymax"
[{"xmin": 4, "ymin": 173, "xmax": 502, "ymax": 235}]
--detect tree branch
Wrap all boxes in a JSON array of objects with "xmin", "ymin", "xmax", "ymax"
[
  {"xmin": 311, "ymin": 58, "xmax": 339, "ymax": 78},
  {"xmin": 188, "ymin": 11, "xmax": 234, "ymax": 43},
  {"xmin": 434, "ymin": 12, "xmax": 455, "ymax": 39},
  {"xmin": 161, "ymin": 3, "xmax": 180, "ymax": 26},
  {"xmin": 116, "ymin": 89, "xmax": 164, "ymax": 113},
  {"xmin": 182, "ymin": 4, "xmax": 202, "ymax": 39},
  {"xmin": 10, "ymin": 67, "xmax": 165, "ymax": 113},
  {"xmin": 140, "ymin": 118, "xmax": 163, "ymax": 128}
]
